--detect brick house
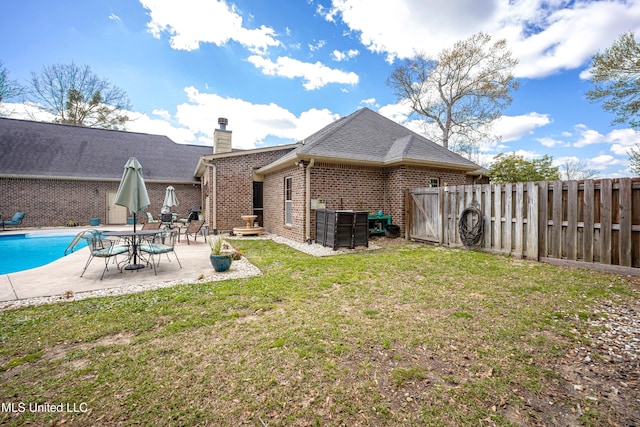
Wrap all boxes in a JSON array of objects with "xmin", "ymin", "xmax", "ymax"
[
  {"xmin": 196, "ymin": 108, "xmax": 484, "ymax": 242},
  {"xmin": 0, "ymin": 118, "xmax": 210, "ymax": 227}
]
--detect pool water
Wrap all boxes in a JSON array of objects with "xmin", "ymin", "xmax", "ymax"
[{"xmin": 0, "ymin": 232, "xmax": 88, "ymax": 275}]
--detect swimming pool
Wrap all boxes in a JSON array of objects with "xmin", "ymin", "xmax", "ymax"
[{"xmin": 0, "ymin": 231, "xmax": 88, "ymax": 275}]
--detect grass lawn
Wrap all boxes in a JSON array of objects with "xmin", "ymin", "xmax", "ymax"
[{"xmin": 1, "ymin": 239, "xmax": 638, "ymax": 426}]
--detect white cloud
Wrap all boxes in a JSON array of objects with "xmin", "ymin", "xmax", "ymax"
[
  {"xmin": 360, "ymin": 98, "xmax": 377, "ymax": 107},
  {"xmin": 536, "ymin": 137, "xmax": 566, "ymax": 148},
  {"xmin": 607, "ymin": 128, "xmax": 640, "ymax": 156},
  {"xmin": 573, "ymin": 124, "xmax": 606, "ymax": 147},
  {"xmin": 141, "ymin": 0, "xmax": 279, "ymax": 53},
  {"xmin": 247, "ymin": 55, "xmax": 359, "ymax": 90},
  {"xmin": 171, "ymin": 86, "xmax": 339, "ymax": 148},
  {"xmin": 492, "ymin": 112, "xmax": 552, "ymax": 142},
  {"xmin": 0, "ymin": 102, "xmax": 56, "ymax": 122},
  {"xmin": 108, "ymin": 13, "xmax": 122, "ymax": 22},
  {"xmin": 589, "ymin": 154, "xmax": 627, "ymax": 171},
  {"xmin": 325, "ymin": 0, "xmax": 640, "ymax": 77},
  {"xmin": 126, "ymin": 110, "xmax": 199, "ymax": 145},
  {"xmin": 332, "ymin": 49, "xmax": 359, "ymax": 61},
  {"xmin": 308, "ymin": 39, "xmax": 326, "ymax": 52},
  {"xmin": 152, "ymin": 109, "xmax": 172, "ymax": 120}
]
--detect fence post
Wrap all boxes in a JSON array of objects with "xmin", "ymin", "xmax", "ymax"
[
  {"xmin": 551, "ymin": 180, "xmax": 563, "ymax": 259},
  {"xmin": 493, "ymin": 184, "xmax": 502, "ymax": 252},
  {"xmin": 601, "ymin": 179, "xmax": 612, "ymax": 264},
  {"xmin": 566, "ymin": 180, "xmax": 578, "ymax": 260},
  {"xmin": 483, "ymin": 184, "xmax": 492, "ymax": 249},
  {"xmin": 619, "ymin": 178, "xmax": 632, "ymax": 266},
  {"xmin": 583, "ymin": 180, "xmax": 595, "ymax": 262},
  {"xmin": 526, "ymin": 182, "xmax": 539, "ymax": 260}
]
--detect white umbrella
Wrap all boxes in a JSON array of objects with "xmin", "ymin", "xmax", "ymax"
[{"xmin": 162, "ymin": 186, "xmax": 179, "ymax": 211}]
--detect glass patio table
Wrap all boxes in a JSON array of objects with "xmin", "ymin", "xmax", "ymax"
[{"xmin": 103, "ymin": 229, "xmax": 163, "ymax": 271}]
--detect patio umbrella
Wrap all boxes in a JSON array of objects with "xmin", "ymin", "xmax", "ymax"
[
  {"xmin": 162, "ymin": 186, "xmax": 179, "ymax": 211},
  {"xmin": 114, "ymin": 157, "xmax": 150, "ymax": 233}
]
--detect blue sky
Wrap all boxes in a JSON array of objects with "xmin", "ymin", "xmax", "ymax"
[{"xmin": 2, "ymin": 0, "xmax": 640, "ymax": 177}]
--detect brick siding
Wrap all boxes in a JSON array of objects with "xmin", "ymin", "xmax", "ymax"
[
  {"xmin": 0, "ymin": 177, "xmax": 201, "ymax": 228},
  {"xmin": 204, "ymin": 148, "xmax": 296, "ymax": 232},
  {"xmin": 260, "ymin": 162, "xmax": 477, "ymax": 242}
]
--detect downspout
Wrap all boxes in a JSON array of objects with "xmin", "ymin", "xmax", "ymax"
[{"xmin": 305, "ymin": 158, "xmax": 315, "ymax": 243}]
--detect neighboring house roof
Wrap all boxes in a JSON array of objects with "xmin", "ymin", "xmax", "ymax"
[
  {"xmin": 0, "ymin": 118, "xmax": 211, "ymax": 183},
  {"xmin": 257, "ymin": 108, "xmax": 481, "ymax": 174}
]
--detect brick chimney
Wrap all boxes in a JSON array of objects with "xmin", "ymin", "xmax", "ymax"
[{"xmin": 213, "ymin": 117, "xmax": 232, "ymax": 154}]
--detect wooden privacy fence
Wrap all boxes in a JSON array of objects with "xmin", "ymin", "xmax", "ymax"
[{"xmin": 406, "ymin": 178, "xmax": 640, "ymax": 276}]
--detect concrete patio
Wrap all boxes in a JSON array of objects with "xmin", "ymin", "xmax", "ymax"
[{"xmin": 0, "ymin": 226, "xmax": 261, "ymax": 309}]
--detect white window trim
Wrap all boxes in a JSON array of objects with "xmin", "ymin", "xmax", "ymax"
[{"xmin": 284, "ymin": 176, "xmax": 293, "ymax": 225}]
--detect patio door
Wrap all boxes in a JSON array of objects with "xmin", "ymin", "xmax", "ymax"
[
  {"xmin": 107, "ymin": 191, "xmax": 128, "ymax": 224},
  {"xmin": 253, "ymin": 182, "xmax": 263, "ymax": 226}
]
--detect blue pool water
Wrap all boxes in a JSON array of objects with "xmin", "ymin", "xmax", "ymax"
[{"xmin": 0, "ymin": 232, "xmax": 88, "ymax": 275}]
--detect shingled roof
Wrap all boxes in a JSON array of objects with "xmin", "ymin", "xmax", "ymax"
[
  {"xmin": 0, "ymin": 118, "xmax": 211, "ymax": 183},
  {"xmin": 257, "ymin": 107, "xmax": 480, "ymax": 173}
]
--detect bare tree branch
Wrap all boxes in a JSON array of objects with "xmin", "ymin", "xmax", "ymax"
[
  {"xmin": 387, "ymin": 33, "xmax": 518, "ymax": 157},
  {"xmin": 28, "ymin": 62, "xmax": 132, "ymax": 129}
]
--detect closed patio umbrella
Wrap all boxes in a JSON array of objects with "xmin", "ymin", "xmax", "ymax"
[
  {"xmin": 114, "ymin": 157, "xmax": 150, "ymax": 233},
  {"xmin": 162, "ymin": 185, "xmax": 179, "ymax": 212},
  {"xmin": 114, "ymin": 157, "xmax": 151, "ymax": 270}
]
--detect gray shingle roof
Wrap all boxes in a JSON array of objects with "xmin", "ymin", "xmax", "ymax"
[
  {"xmin": 0, "ymin": 118, "xmax": 211, "ymax": 182},
  {"xmin": 261, "ymin": 108, "xmax": 480, "ymax": 172}
]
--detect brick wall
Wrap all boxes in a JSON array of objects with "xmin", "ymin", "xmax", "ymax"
[
  {"xmin": 260, "ymin": 162, "xmax": 476, "ymax": 242},
  {"xmin": 263, "ymin": 165, "xmax": 307, "ymax": 241},
  {"xmin": 204, "ymin": 148, "xmax": 295, "ymax": 232},
  {"xmin": 0, "ymin": 177, "xmax": 201, "ymax": 227}
]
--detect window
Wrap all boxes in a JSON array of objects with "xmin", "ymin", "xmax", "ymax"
[
  {"xmin": 284, "ymin": 176, "xmax": 292, "ymax": 225},
  {"xmin": 428, "ymin": 178, "xmax": 439, "ymax": 188}
]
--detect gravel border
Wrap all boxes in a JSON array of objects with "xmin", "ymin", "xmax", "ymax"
[{"xmin": 0, "ymin": 234, "xmax": 376, "ymax": 310}]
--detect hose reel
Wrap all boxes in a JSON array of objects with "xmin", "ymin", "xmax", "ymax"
[{"xmin": 458, "ymin": 206, "xmax": 484, "ymax": 248}]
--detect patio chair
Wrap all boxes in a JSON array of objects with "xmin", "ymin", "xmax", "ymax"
[
  {"xmin": 177, "ymin": 205, "xmax": 201, "ymax": 225},
  {"xmin": 140, "ymin": 230, "xmax": 182, "ymax": 275},
  {"xmin": 183, "ymin": 219, "xmax": 205, "ymax": 245},
  {"xmin": 1, "ymin": 212, "xmax": 25, "ymax": 231},
  {"xmin": 142, "ymin": 221, "xmax": 162, "ymax": 230},
  {"xmin": 145, "ymin": 212, "xmax": 159, "ymax": 223},
  {"xmin": 80, "ymin": 230, "xmax": 130, "ymax": 280}
]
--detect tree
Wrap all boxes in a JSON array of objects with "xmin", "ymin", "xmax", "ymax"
[
  {"xmin": 561, "ymin": 159, "xmax": 598, "ymax": 180},
  {"xmin": 28, "ymin": 62, "xmax": 131, "ymax": 129},
  {"xmin": 629, "ymin": 143, "xmax": 640, "ymax": 176},
  {"xmin": 586, "ymin": 31, "xmax": 640, "ymax": 128},
  {"xmin": 0, "ymin": 60, "xmax": 25, "ymax": 116},
  {"xmin": 488, "ymin": 153, "xmax": 560, "ymax": 183},
  {"xmin": 386, "ymin": 32, "xmax": 518, "ymax": 157}
]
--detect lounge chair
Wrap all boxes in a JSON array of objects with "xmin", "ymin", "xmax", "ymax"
[
  {"xmin": 1, "ymin": 212, "xmax": 25, "ymax": 231},
  {"xmin": 183, "ymin": 220, "xmax": 205, "ymax": 245},
  {"xmin": 140, "ymin": 230, "xmax": 182, "ymax": 274},
  {"xmin": 80, "ymin": 230, "xmax": 130, "ymax": 280}
]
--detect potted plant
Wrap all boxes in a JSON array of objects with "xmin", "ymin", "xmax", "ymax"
[{"xmin": 209, "ymin": 236, "xmax": 232, "ymax": 272}]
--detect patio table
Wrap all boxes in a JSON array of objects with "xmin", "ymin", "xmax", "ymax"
[{"xmin": 103, "ymin": 230, "xmax": 163, "ymax": 271}]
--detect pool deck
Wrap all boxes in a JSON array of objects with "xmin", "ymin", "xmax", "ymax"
[{"xmin": 0, "ymin": 225, "xmax": 251, "ymax": 307}]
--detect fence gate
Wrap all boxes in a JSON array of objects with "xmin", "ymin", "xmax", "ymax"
[{"xmin": 408, "ymin": 188, "xmax": 441, "ymax": 243}]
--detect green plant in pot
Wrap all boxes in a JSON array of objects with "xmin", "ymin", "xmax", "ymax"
[{"xmin": 209, "ymin": 236, "xmax": 232, "ymax": 272}]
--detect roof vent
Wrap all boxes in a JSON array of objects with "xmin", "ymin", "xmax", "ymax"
[{"xmin": 218, "ymin": 117, "xmax": 228, "ymax": 130}]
